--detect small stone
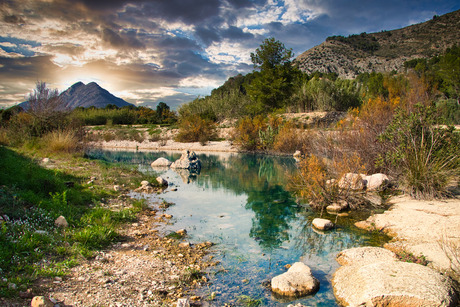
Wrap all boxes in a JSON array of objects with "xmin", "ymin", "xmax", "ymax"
[
  {"xmin": 284, "ymin": 264, "xmax": 292, "ymax": 269},
  {"xmin": 176, "ymin": 298, "xmax": 190, "ymax": 307},
  {"xmin": 31, "ymin": 296, "xmax": 54, "ymax": 307},
  {"xmin": 55, "ymin": 216, "xmax": 68, "ymax": 228},
  {"xmin": 114, "ymin": 185, "xmax": 121, "ymax": 191},
  {"xmin": 312, "ymin": 218, "xmax": 334, "ymax": 230},
  {"xmin": 176, "ymin": 229, "xmax": 187, "ymax": 236},
  {"xmin": 271, "ymin": 262, "xmax": 319, "ymax": 297},
  {"xmin": 190, "ymin": 295, "xmax": 200, "ymax": 300},
  {"xmin": 178, "ymin": 242, "xmax": 190, "ymax": 248},
  {"xmin": 42, "ymin": 158, "xmax": 50, "ymax": 163},
  {"xmin": 141, "ymin": 180, "xmax": 150, "ymax": 187},
  {"xmin": 156, "ymin": 176, "xmax": 168, "ymax": 187}
]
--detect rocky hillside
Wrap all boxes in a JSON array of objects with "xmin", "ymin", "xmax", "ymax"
[
  {"xmin": 59, "ymin": 82, "xmax": 134, "ymax": 109},
  {"xmin": 295, "ymin": 10, "xmax": 460, "ymax": 78}
]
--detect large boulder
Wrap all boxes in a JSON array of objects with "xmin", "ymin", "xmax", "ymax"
[
  {"xmin": 151, "ymin": 157, "xmax": 172, "ymax": 167},
  {"xmin": 336, "ymin": 247, "xmax": 398, "ymax": 266},
  {"xmin": 271, "ymin": 262, "xmax": 319, "ymax": 297},
  {"xmin": 170, "ymin": 150, "xmax": 201, "ymax": 170},
  {"xmin": 363, "ymin": 173, "xmax": 389, "ymax": 191},
  {"xmin": 333, "ymin": 247, "xmax": 458, "ymax": 306}
]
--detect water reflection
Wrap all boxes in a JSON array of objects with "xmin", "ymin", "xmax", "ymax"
[
  {"xmin": 86, "ymin": 149, "xmax": 388, "ymax": 306},
  {"xmin": 246, "ymin": 184, "xmax": 300, "ymax": 251}
]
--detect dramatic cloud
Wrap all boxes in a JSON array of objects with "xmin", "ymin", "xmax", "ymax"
[{"xmin": 0, "ymin": 0, "xmax": 458, "ymax": 109}]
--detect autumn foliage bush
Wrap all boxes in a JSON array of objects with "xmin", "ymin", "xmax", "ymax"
[{"xmin": 175, "ymin": 114, "xmax": 217, "ymax": 145}]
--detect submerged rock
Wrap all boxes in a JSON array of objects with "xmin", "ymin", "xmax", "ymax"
[{"xmin": 271, "ymin": 262, "xmax": 319, "ymax": 297}]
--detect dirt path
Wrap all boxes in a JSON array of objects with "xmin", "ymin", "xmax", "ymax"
[{"xmin": 32, "ymin": 207, "xmax": 215, "ymax": 307}]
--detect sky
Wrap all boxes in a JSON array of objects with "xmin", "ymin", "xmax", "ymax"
[{"xmin": 0, "ymin": 1, "xmax": 459, "ymax": 110}]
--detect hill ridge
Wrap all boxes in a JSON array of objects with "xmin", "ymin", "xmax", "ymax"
[{"xmin": 295, "ymin": 10, "xmax": 460, "ymax": 78}]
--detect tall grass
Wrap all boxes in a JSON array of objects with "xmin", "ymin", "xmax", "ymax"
[{"xmin": 42, "ymin": 129, "xmax": 80, "ymax": 153}]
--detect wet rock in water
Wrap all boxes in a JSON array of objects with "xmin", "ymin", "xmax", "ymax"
[
  {"xmin": 151, "ymin": 157, "xmax": 172, "ymax": 168},
  {"xmin": 55, "ymin": 215, "xmax": 68, "ymax": 228},
  {"xmin": 336, "ymin": 247, "xmax": 398, "ymax": 266},
  {"xmin": 31, "ymin": 296, "xmax": 54, "ymax": 307},
  {"xmin": 332, "ymin": 260, "xmax": 458, "ymax": 307},
  {"xmin": 170, "ymin": 150, "xmax": 201, "ymax": 170},
  {"xmin": 312, "ymin": 218, "xmax": 334, "ymax": 230},
  {"xmin": 326, "ymin": 201, "xmax": 348, "ymax": 213},
  {"xmin": 156, "ymin": 176, "xmax": 168, "ymax": 187},
  {"xmin": 271, "ymin": 262, "xmax": 319, "ymax": 297}
]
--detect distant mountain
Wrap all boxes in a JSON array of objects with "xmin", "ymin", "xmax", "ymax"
[
  {"xmin": 295, "ymin": 10, "xmax": 460, "ymax": 78},
  {"xmin": 59, "ymin": 82, "xmax": 134, "ymax": 109},
  {"xmin": 19, "ymin": 82, "xmax": 134, "ymax": 110}
]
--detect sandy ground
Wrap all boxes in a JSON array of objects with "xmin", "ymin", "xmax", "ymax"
[
  {"xmin": 356, "ymin": 195, "xmax": 460, "ymax": 274},
  {"xmin": 89, "ymin": 139, "xmax": 239, "ymax": 153}
]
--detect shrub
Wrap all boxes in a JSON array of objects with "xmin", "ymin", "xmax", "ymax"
[
  {"xmin": 42, "ymin": 129, "xmax": 80, "ymax": 153},
  {"xmin": 290, "ymin": 152, "xmax": 366, "ymax": 212},
  {"xmin": 175, "ymin": 115, "xmax": 217, "ymax": 144},
  {"xmin": 379, "ymin": 104, "xmax": 460, "ymax": 199},
  {"xmin": 233, "ymin": 115, "xmax": 267, "ymax": 150},
  {"xmin": 273, "ymin": 121, "xmax": 308, "ymax": 153}
]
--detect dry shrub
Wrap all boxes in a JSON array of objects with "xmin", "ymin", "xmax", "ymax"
[
  {"xmin": 0, "ymin": 128, "xmax": 9, "ymax": 146},
  {"xmin": 232, "ymin": 115, "xmax": 267, "ymax": 150},
  {"xmin": 175, "ymin": 115, "xmax": 217, "ymax": 144},
  {"xmin": 439, "ymin": 235, "xmax": 460, "ymax": 284},
  {"xmin": 43, "ymin": 129, "xmax": 79, "ymax": 153},
  {"xmin": 339, "ymin": 96, "xmax": 400, "ymax": 172},
  {"xmin": 273, "ymin": 121, "xmax": 309, "ymax": 153},
  {"xmin": 290, "ymin": 152, "xmax": 366, "ymax": 212}
]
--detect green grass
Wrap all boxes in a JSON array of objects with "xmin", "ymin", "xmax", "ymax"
[{"xmin": 0, "ymin": 146, "xmax": 148, "ymax": 297}]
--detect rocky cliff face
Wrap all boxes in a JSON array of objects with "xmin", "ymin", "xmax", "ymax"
[{"xmin": 295, "ymin": 10, "xmax": 460, "ymax": 78}]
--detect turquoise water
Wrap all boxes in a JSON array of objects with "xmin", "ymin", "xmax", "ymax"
[{"xmin": 87, "ymin": 150, "xmax": 388, "ymax": 306}]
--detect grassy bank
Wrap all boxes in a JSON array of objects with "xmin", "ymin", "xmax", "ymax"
[{"xmin": 0, "ymin": 146, "xmax": 157, "ymax": 299}]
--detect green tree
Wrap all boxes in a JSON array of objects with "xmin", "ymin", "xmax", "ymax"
[{"xmin": 247, "ymin": 38, "xmax": 300, "ymax": 114}]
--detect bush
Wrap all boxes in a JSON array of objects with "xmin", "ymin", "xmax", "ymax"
[
  {"xmin": 290, "ymin": 153, "xmax": 365, "ymax": 211},
  {"xmin": 273, "ymin": 121, "xmax": 309, "ymax": 153},
  {"xmin": 42, "ymin": 129, "xmax": 80, "ymax": 153},
  {"xmin": 379, "ymin": 104, "xmax": 460, "ymax": 199},
  {"xmin": 175, "ymin": 115, "xmax": 217, "ymax": 144}
]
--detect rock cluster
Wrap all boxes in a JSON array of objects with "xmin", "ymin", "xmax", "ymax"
[
  {"xmin": 271, "ymin": 262, "xmax": 319, "ymax": 297},
  {"xmin": 332, "ymin": 247, "xmax": 458, "ymax": 307},
  {"xmin": 338, "ymin": 172, "xmax": 389, "ymax": 191},
  {"xmin": 170, "ymin": 150, "xmax": 201, "ymax": 171}
]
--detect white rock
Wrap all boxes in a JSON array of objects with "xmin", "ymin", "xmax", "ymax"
[
  {"xmin": 333, "ymin": 261, "xmax": 458, "ymax": 307},
  {"xmin": 151, "ymin": 157, "xmax": 172, "ymax": 167},
  {"xmin": 336, "ymin": 247, "xmax": 398, "ymax": 266},
  {"xmin": 113, "ymin": 185, "xmax": 121, "ymax": 191},
  {"xmin": 312, "ymin": 218, "xmax": 334, "ymax": 230},
  {"xmin": 293, "ymin": 150, "xmax": 302, "ymax": 158},
  {"xmin": 271, "ymin": 262, "xmax": 319, "ymax": 297},
  {"xmin": 140, "ymin": 180, "xmax": 150, "ymax": 187},
  {"xmin": 363, "ymin": 173, "xmax": 389, "ymax": 190}
]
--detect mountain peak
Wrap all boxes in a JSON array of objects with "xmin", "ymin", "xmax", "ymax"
[{"xmin": 59, "ymin": 82, "xmax": 134, "ymax": 109}]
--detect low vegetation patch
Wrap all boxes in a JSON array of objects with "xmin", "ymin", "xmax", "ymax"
[{"xmin": 0, "ymin": 146, "xmax": 155, "ymax": 298}]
